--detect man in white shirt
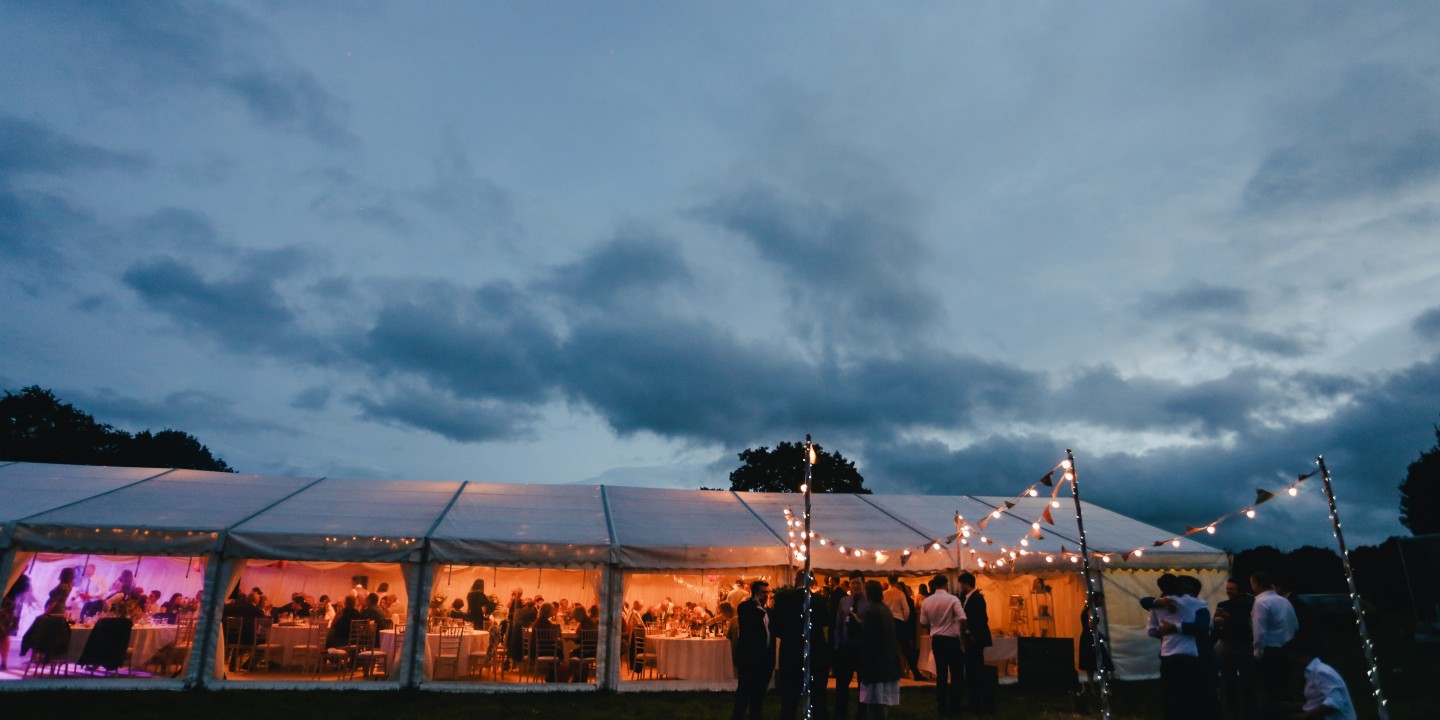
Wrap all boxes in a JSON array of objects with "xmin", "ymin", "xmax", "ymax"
[
  {"xmin": 882, "ymin": 575, "xmax": 916, "ymax": 681},
  {"xmin": 1285, "ymin": 639, "xmax": 1356, "ymax": 720},
  {"xmin": 1145, "ymin": 574, "xmax": 1216, "ymax": 720},
  {"xmin": 727, "ymin": 579, "xmax": 751, "ymax": 609},
  {"xmin": 1250, "ymin": 570, "xmax": 1299, "ymax": 710},
  {"xmin": 921, "ymin": 574, "xmax": 966, "ymax": 717},
  {"xmin": 832, "ymin": 573, "xmax": 870, "ymax": 720}
]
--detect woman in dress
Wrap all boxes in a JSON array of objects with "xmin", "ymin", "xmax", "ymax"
[
  {"xmin": 1, "ymin": 575, "xmax": 37, "ymax": 670},
  {"xmin": 857, "ymin": 580, "xmax": 903, "ymax": 719}
]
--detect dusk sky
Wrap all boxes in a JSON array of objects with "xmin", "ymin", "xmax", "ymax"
[{"xmin": 4, "ymin": 2, "xmax": 1439, "ymax": 551}]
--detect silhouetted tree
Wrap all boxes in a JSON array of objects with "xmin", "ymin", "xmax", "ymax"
[
  {"xmin": 1, "ymin": 385, "xmax": 232, "ymax": 472},
  {"xmin": 1400, "ymin": 427, "xmax": 1440, "ymax": 535},
  {"xmin": 727, "ymin": 441, "xmax": 868, "ymax": 494}
]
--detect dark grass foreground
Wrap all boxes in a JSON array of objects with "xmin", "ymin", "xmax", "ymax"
[{"xmin": 0, "ymin": 684, "xmax": 1151, "ymax": 720}]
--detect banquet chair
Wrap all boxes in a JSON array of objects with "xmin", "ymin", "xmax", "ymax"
[
  {"xmin": 147, "ymin": 611, "xmax": 198, "ymax": 677},
  {"xmin": 575, "ymin": 628, "xmax": 599, "ymax": 683},
  {"xmin": 485, "ymin": 635, "xmax": 508, "ymax": 681},
  {"xmin": 466, "ymin": 627, "xmax": 490, "ymax": 678},
  {"xmin": 249, "ymin": 617, "xmax": 286, "ymax": 671},
  {"xmin": 20, "ymin": 615, "xmax": 73, "ymax": 678},
  {"xmin": 355, "ymin": 620, "xmax": 391, "ymax": 680},
  {"xmin": 432, "ymin": 624, "xmax": 464, "ymax": 680},
  {"xmin": 77, "ymin": 616, "xmax": 133, "ymax": 675},
  {"xmin": 630, "ymin": 629, "xmax": 657, "ymax": 679},
  {"xmin": 525, "ymin": 626, "xmax": 560, "ymax": 683},
  {"xmin": 222, "ymin": 616, "xmax": 244, "ymax": 671},
  {"xmin": 344, "ymin": 620, "xmax": 378, "ymax": 680},
  {"xmin": 288, "ymin": 616, "xmax": 327, "ymax": 674}
]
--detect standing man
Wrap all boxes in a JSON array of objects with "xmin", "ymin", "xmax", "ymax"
[
  {"xmin": 921, "ymin": 573, "xmax": 967, "ymax": 717},
  {"xmin": 733, "ymin": 580, "xmax": 775, "ymax": 720},
  {"xmin": 882, "ymin": 575, "xmax": 915, "ymax": 680},
  {"xmin": 1213, "ymin": 577, "xmax": 1257, "ymax": 720},
  {"xmin": 729, "ymin": 578, "xmax": 751, "ymax": 609},
  {"xmin": 833, "ymin": 573, "xmax": 870, "ymax": 720},
  {"xmin": 1250, "ymin": 571, "xmax": 1298, "ymax": 712},
  {"xmin": 957, "ymin": 572, "xmax": 993, "ymax": 714}
]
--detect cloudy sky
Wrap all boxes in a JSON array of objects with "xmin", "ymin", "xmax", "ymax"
[{"xmin": 4, "ymin": 1, "xmax": 1439, "ymax": 551}]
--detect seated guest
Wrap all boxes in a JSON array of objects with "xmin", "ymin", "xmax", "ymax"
[
  {"xmin": 359, "ymin": 592, "xmax": 389, "ymax": 630},
  {"xmin": 326, "ymin": 595, "xmax": 361, "ymax": 649},
  {"xmin": 162, "ymin": 593, "xmax": 185, "ymax": 614},
  {"xmin": 570, "ymin": 606, "xmax": 598, "ymax": 658},
  {"xmin": 272, "ymin": 593, "xmax": 311, "ymax": 619},
  {"xmin": 530, "ymin": 603, "xmax": 560, "ymax": 679},
  {"xmin": 448, "ymin": 598, "xmax": 468, "ymax": 620}
]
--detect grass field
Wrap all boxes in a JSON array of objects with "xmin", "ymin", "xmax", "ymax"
[{"xmin": 0, "ymin": 619, "xmax": 1424, "ymax": 719}]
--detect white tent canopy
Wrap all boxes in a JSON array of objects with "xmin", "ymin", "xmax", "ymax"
[{"xmin": 0, "ymin": 461, "xmax": 1229, "ymax": 687}]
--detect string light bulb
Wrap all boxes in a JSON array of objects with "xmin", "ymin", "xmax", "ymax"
[
  {"xmin": 1245, "ymin": 509, "xmax": 1257, "ymax": 519},
  {"xmin": 1287, "ymin": 487, "xmax": 1298, "ymax": 496}
]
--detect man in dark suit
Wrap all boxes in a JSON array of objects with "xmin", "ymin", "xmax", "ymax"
[
  {"xmin": 958, "ymin": 572, "xmax": 994, "ymax": 714},
  {"xmin": 733, "ymin": 580, "xmax": 775, "ymax": 720}
]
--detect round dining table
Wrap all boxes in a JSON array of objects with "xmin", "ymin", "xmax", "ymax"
[
  {"xmin": 66, "ymin": 622, "xmax": 179, "ymax": 673},
  {"xmin": 380, "ymin": 628, "xmax": 488, "ymax": 681},
  {"xmin": 649, "ymin": 635, "xmax": 735, "ymax": 681}
]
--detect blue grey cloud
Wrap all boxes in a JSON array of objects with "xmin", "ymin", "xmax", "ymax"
[
  {"xmin": 696, "ymin": 176, "xmax": 941, "ymax": 345},
  {"xmin": 1140, "ymin": 282, "xmax": 1251, "ymax": 319},
  {"xmin": 1243, "ymin": 64, "xmax": 1440, "ymax": 212},
  {"xmin": 17, "ymin": 1, "xmax": 354, "ymax": 147},
  {"xmin": 1414, "ymin": 306, "xmax": 1440, "ymax": 341},
  {"xmin": 351, "ymin": 385, "xmax": 538, "ymax": 444},
  {"xmin": 542, "ymin": 229, "xmax": 693, "ymax": 312},
  {"xmin": 121, "ymin": 253, "xmax": 332, "ymax": 360}
]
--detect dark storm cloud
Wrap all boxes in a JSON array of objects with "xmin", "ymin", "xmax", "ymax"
[
  {"xmin": 1211, "ymin": 324, "xmax": 1315, "ymax": 359},
  {"xmin": 290, "ymin": 386, "xmax": 332, "ymax": 412},
  {"xmin": 1414, "ymin": 306, "xmax": 1440, "ymax": 341},
  {"xmin": 0, "ymin": 116, "xmax": 147, "ymax": 178},
  {"xmin": 0, "ymin": 116, "xmax": 145, "ymax": 264},
  {"xmin": 1243, "ymin": 64, "xmax": 1440, "ymax": 213},
  {"xmin": 121, "ymin": 253, "xmax": 331, "ymax": 360},
  {"xmin": 67, "ymin": 387, "xmax": 293, "ymax": 436},
  {"xmin": 541, "ymin": 230, "xmax": 693, "ymax": 311},
  {"xmin": 351, "ymin": 281, "xmax": 562, "ymax": 405},
  {"xmin": 874, "ymin": 355, "xmax": 1440, "ymax": 549},
  {"xmin": 22, "ymin": 1, "xmax": 354, "ymax": 147},
  {"xmin": 696, "ymin": 180, "xmax": 941, "ymax": 343},
  {"xmin": 126, "ymin": 207, "xmax": 222, "ymax": 252},
  {"xmin": 350, "ymin": 385, "xmax": 538, "ymax": 443},
  {"xmin": 1139, "ymin": 282, "xmax": 1251, "ymax": 319}
]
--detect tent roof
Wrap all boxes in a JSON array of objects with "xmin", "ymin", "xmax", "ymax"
[
  {"xmin": 427, "ymin": 482, "xmax": 610, "ymax": 566},
  {"xmin": 0, "ymin": 462, "xmax": 1227, "ymax": 572}
]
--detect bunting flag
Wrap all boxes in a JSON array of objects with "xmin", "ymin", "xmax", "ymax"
[
  {"xmin": 1003, "ymin": 500, "xmax": 1016, "ymax": 510},
  {"xmin": 1041, "ymin": 506, "xmax": 1054, "ymax": 525},
  {"xmin": 1038, "ymin": 470, "xmax": 1054, "ymax": 487},
  {"xmin": 1114, "ymin": 461, "xmax": 1320, "ymax": 562},
  {"xmin": 977, "ymin": 515, "xmax": 991, "ymax": 531},
  {"xmin": 1029, "ymin": 526, "xmax": 1044, "ymax": 540}
]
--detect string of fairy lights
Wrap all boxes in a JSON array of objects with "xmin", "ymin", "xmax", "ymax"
[{"xmin": 784, "ymin": 450, "xmax": 1388, "ymax": 720}]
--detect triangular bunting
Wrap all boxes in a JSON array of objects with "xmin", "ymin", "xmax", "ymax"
[
  {"xmin": 1298, "ymin": 470, "xmax": 1318, "ymax": 481},
  {"xmin": 1153, "ymin": 540, "xmax": 1168, "ymax": 547},
  {"xmin": 1042, "ymin": 506, "xmax": 1054, "ymax": 525},
  {"xmin": 1039, "ymin": 470, "xmax": 1054, "ymax": 487},
  {"xmin": 900, "ymin": 552, "xmax": 910, "ymax": 567},
  {"xmin": 977, "ymin": 516, "xmax": 990, "ymax": 531},
  {"xmin": 1255, "ymin": 489, "xmax": 1276, "ymax": 505},
  {"xmin": 1185, "ymin": 525, "xmax": 1202, "ymax": 535},
  {"xmin": 1003, "ymin": 500, "xmax": 1016, "ymax": 510},
  {"xmin": 1123, "ymin": 550, "xmax": 1136, "ymax": 562}
]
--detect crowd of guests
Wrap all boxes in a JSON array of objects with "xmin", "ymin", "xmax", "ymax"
[
  {"xmin": 1141, "ymin": 570, "xmax": 1356, "ymax": 720},
  {"xmin": 721, "ymin": 571, "xmax": 991, "ymax": 720}
]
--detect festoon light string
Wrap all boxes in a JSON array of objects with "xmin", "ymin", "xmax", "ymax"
[
  {"xmin": 1117, "ymin": 470, "xmax": 1320, "ymax": 561},
  {"xmin": 800, "ymin": 435, "xmax": 816, "ymax": 720},
  {"xmin": 1317, "ymin": 456, "xmax": 1390, "ymax": 720}
]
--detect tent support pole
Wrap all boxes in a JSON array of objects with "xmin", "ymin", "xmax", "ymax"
[
  {"xmin": 1067, "ymin": 449, "xmax": 1112, "ymax": 720},
  {"xmin": 1317, "ymin": 456, "xmax": 1390, "ymax": 720}
]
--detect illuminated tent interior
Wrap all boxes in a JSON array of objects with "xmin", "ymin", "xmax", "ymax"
[{"xmin": 1, "ymin": 460, "xmax": 1226, "ymax": 689}]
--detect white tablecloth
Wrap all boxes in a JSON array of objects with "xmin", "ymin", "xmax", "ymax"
[
  {"xmin": 266, "ymin": 623, "xmax": 325, "ymax": 666},
  {"xmin": 650, "ymin": 636, "xmax": 735, "ymax": 681},
  {"xmin": 918, "ymin": 634, "xmax": 1019, "ymax": 676},
  {"xmin": 380, "ymin": 628, "xmax": 488, "ymax": 681},
  {"xmin": 67, "ymin": 624, "xmax": 179, "ymax": 672}
]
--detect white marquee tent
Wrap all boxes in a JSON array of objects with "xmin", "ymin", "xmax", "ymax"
[{"xmin": 0, "ymin": 460, "xmax": 1228, "ymax": 690}]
